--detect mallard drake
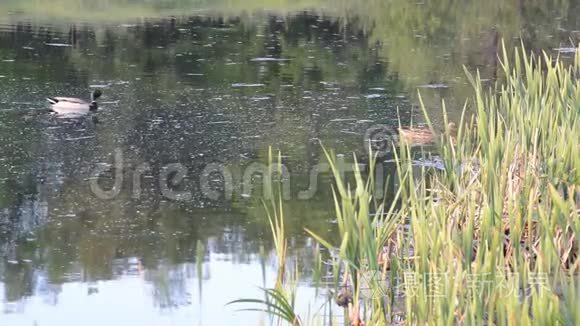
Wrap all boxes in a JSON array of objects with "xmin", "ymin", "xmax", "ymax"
[
  {"xmin": 398, "ymin": 122, "xmax": 456, "ymax": 145},
  {"xmin": 47, "ymin": 90, "xmax": 102, "ymax": 115}
]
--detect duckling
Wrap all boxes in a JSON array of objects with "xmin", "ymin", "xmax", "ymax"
[
  {"xmin": 47, "ymin": 89, "xmax": 102, "ymax": 115},
  {"xmin": 398, "ymin": 122, "xmax": 456, "ymax": 145}
]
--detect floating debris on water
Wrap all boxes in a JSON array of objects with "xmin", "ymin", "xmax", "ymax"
[
  {"xmin": 250, "ymin": 57, "xmax": 290, "ymax": 62},
  {"xmin": 250, "ymin": 96, "xmax": 270, "ymax": 101},
  {"xmin": 553, "ymin": 47, "xmax": 577, "ymax": 53},
  {"xmin": 58, "ymin": 213, "xmax": 77, "ymax": 218},
  {"xmin": 340, "ymin": 130, "xmax": 361, "ymax": 135},
  {"xmin": 418, "ymin": 83, "xmax": 449, "ymax": 89},
  {"xmin": 65, "ymin": 136, "xmax": 96, "ymax": 141},
  {"xmin": 45, "ymin": 43, "xmax": 72, "ymax": 47},
  {"xmin": 330, "ymin": 118, "xmax": 357, "ymax": 122},
  {"xmin": 232, "ymin": 83, "xmax": 265, "ymax": 87},
  {"xmin": 364, "ymin": 94, "xmax": 383, "ymax": 99}
]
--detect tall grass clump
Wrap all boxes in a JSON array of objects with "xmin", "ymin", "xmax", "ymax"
[
  {"xmin": 317, "ymin": 44, "xmax": 579, "ymax": 325},
  {"xmin": 231, "ymin": 46, "xmax": 579, "ymax": 325}
]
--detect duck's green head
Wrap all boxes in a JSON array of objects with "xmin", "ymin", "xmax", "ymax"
[{"xmin": 91, "ymin": 89, "xmax": 103, "ymax": 101}]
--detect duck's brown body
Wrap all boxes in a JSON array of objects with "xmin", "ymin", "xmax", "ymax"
[
  {"xmin": 398, "ymin": 127, "xmax": 436, "ymax": 144},
  {"xmin": 398, "ymin": 122, "xmax": 457, "ymax": 145}
]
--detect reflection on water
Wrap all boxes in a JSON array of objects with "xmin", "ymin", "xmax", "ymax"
[{"xmin": 0, "ymin": 1, "xmax": 579, "ymax": 325}]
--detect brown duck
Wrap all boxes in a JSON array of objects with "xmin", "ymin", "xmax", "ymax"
[{"xmin": 398, "ymin": 122, "xmax": 457, "ymax": 145}]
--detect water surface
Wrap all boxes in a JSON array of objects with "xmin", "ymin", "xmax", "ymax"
[{"xmin": 0, "ymin": 1, "xmax": 579, "ymax": 325}]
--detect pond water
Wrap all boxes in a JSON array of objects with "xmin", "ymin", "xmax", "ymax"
[{"xmin": 0, "ymin": 1, "xmax": 578, "ymax": 325}]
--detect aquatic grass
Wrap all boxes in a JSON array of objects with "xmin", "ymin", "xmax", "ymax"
[
  {"xmin": 228, "ymin": 287, "xmax": 303, "ymax": 326},
  {"xmin": 231, "ymin": 44, "xmax": 578, "ymax": 325},
  {"xmin": 391, "ymin": 44, "xmax": 579, "ymax": 325},
  {"xmin": 265, "ymin": 196, "xmax": 289, "ymax": 288},
  {"xmin": 345, "ymin": 44, "xmax": 578, "ymax": 324},
  {"xmin": 229, "ymin": 147, "xmax": 303, "ymax": 325}
]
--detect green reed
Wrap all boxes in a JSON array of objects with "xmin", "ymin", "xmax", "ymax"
[
  {"xmin": 384, "ymin": 44, "xmax": 579, "ymax": 325},
  {"xmin": 232, "ymin": 45, "xmax": 579, "ymax": 325},
  {"xmin": 229, "ymin": 148, "xmax": 303, "ymax": 325}
]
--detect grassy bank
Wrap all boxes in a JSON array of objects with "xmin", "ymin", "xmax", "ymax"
[
  {"xmin": 233, "ymin": 45, "xmax": 579, "ymax": 325},
  {"xmin": 0, "ymin": 0, "xmax": 328, "ymax": 22}
]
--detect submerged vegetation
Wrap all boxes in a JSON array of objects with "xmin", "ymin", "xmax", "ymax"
[{"xmin": 233, "ymin": 45, "xmax": 579, "ymax": 324}]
